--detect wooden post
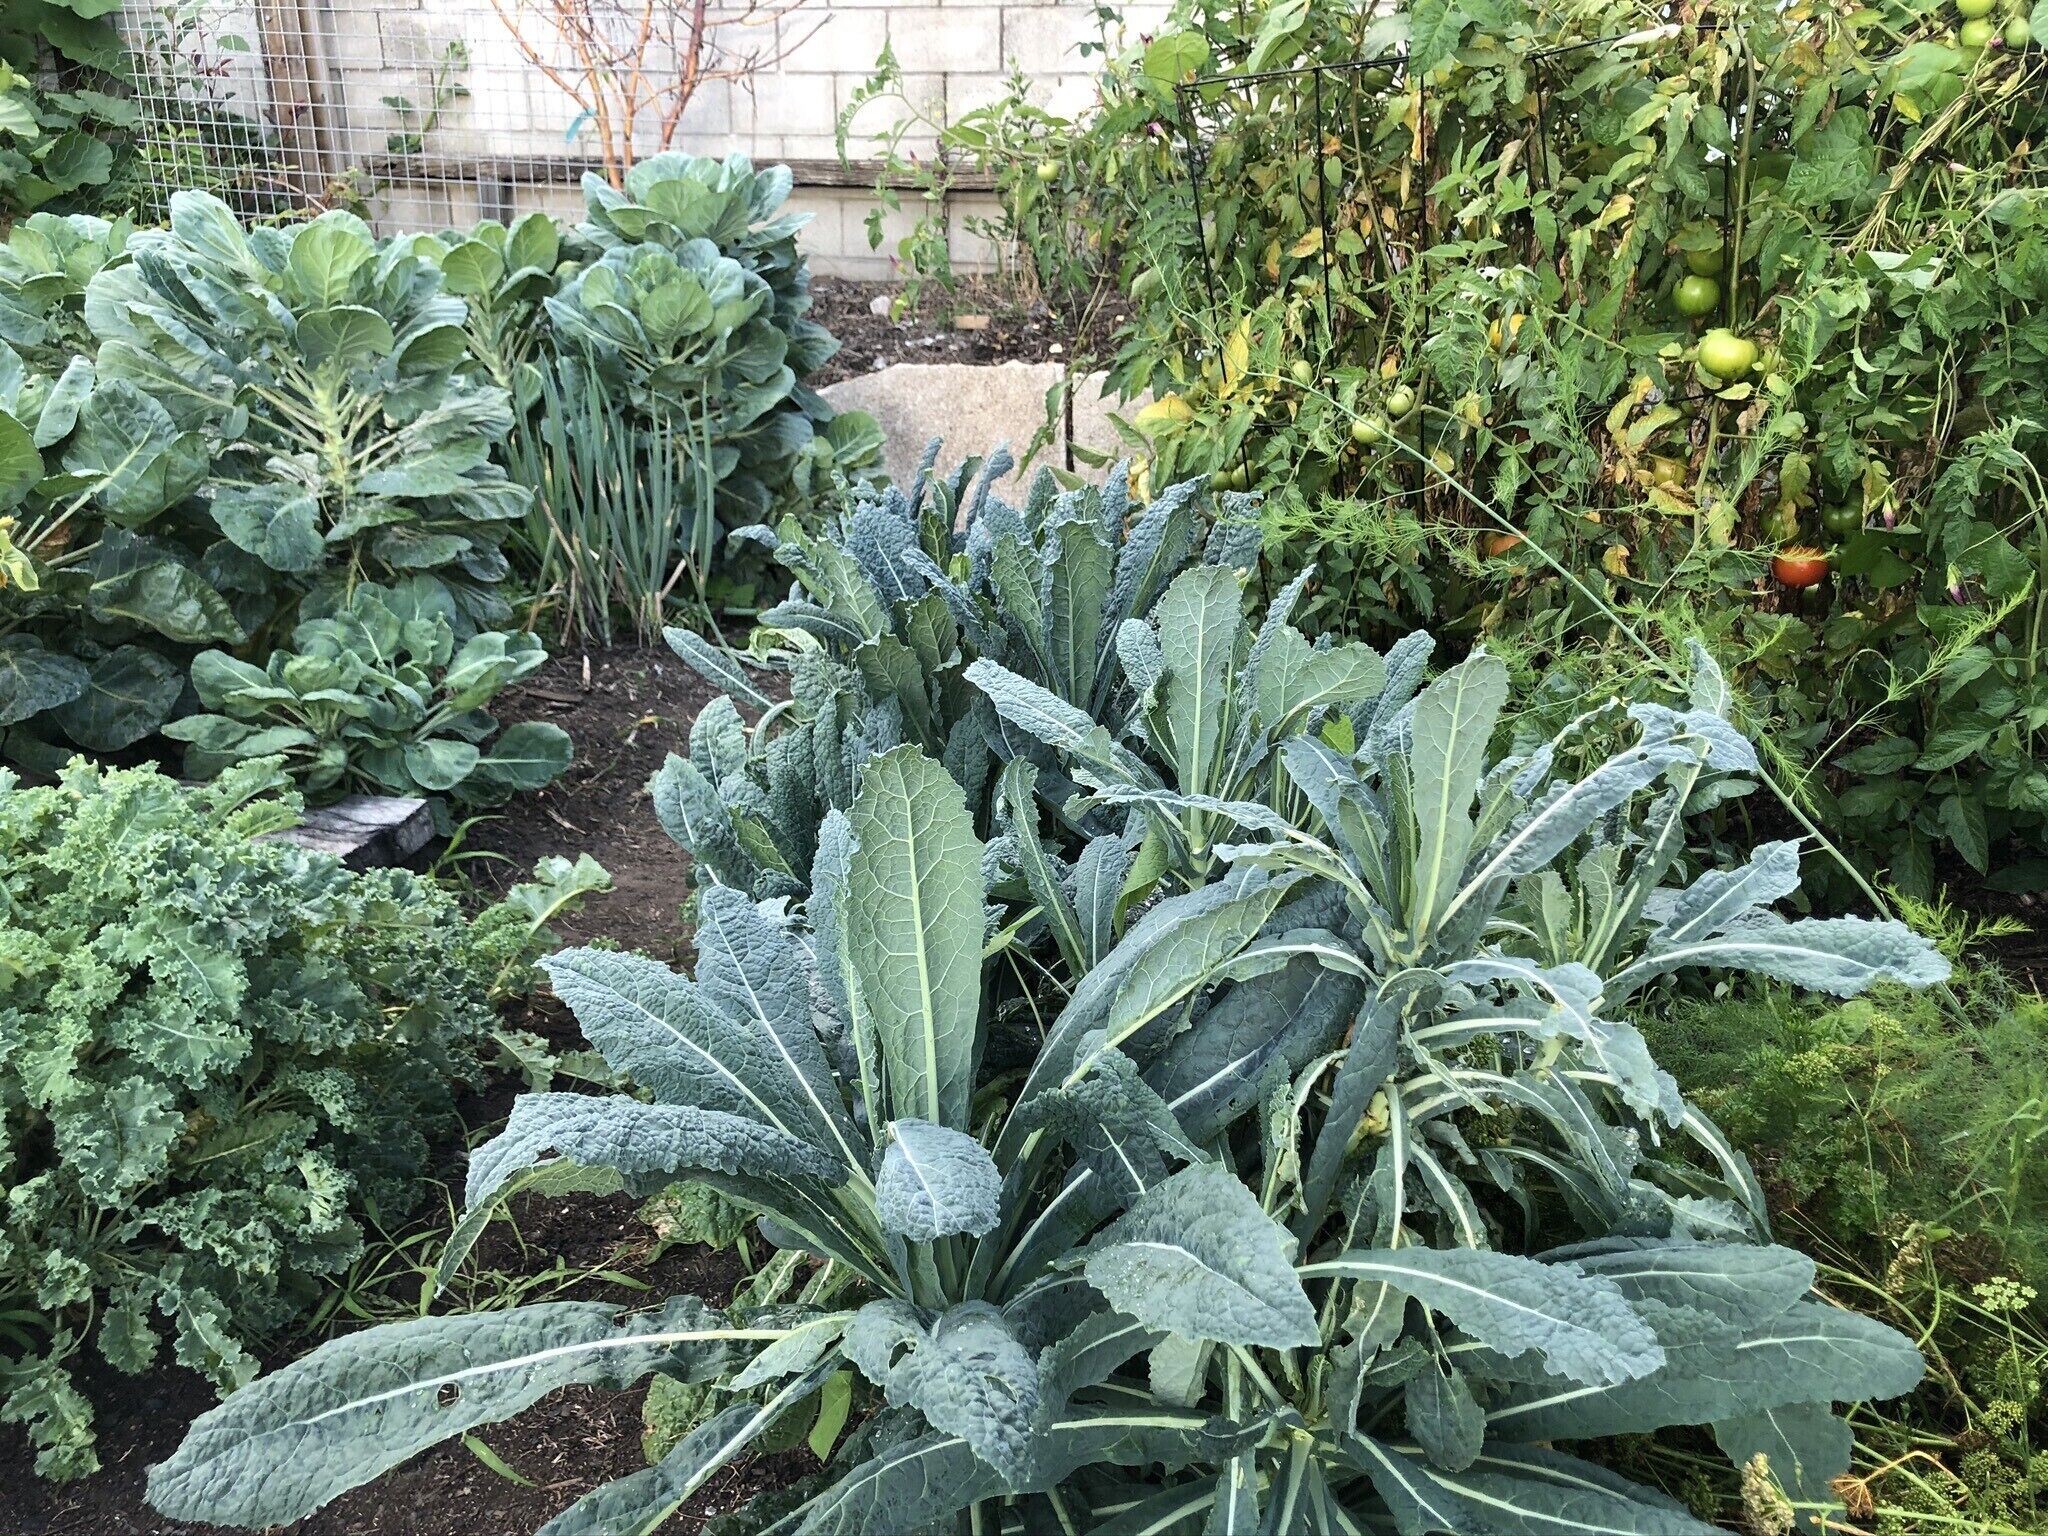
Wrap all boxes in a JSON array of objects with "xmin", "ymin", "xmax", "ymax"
[{"xmin": 257, "ymin": 0, "xmax": 339, "ymax": 204}]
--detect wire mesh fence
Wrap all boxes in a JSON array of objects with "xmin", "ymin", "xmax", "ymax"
[{"xmin": 115, "ymin": 0, "xmax": 808, "ymax": 230}]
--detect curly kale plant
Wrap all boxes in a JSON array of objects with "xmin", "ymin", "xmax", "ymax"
[
  {"xmin": 149, "ymin": 629, "xmax": 1944, "ymax": 1534},
  {"xmin": 0, "ymin": 759, "xmax": 603, "ymax": 1482},
  {"xmin": 165, "ymin": 580, "xmax": 570, "ymax": 809}
]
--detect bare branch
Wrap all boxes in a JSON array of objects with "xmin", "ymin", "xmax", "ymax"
[{"xmin": 489, "ymin": 0, "xmax": 813, "ymax": 182}]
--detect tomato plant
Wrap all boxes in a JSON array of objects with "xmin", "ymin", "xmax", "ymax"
[{"xmin": 857, "ymin": 0, "xmax": 2048, "ymax": 895}]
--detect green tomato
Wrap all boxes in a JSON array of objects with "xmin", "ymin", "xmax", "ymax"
[
  {"xmin": 1697, "ymin": 328, "xmax": 1758, "ymax": 381},
  {"xmin": 2005, "ymin": 14, "xmax": 2031, "ymax": 46},
  {"xmin": 1290, "ymin": 359, "xmax": 1316, "ymax": 387},
  {"xmin": 1821, "ymin": 502, "xmax": 1863, "ymax": 539},
  {"xmin": 1956, "ymin": 0, "xmax": 1994, "ymax": 18},
  {"xmin": 1351, "ymin": 415, "xmax": 1386, "ymax": 446},
  {"xmin": 1684, "ymin": 244, "xmax": 1725, "ymax": 277},
  {"xmin": 1763, "ymin": 501, "xmax": 1800, "ymax": 545},
  {"xmin": 1035, "ymin": 159, "xmax": 1061, "ymax": 183},
  {"xmin": 1960, "ymin": 15, "xmax": 1996, "ymax": 46},
  {"xmin": 1674, "ymin": 274, "xmax": 1721, "ymax": 318},
  {"xmin": 1385, "ymin": 385, "xmax": 1417, "ymax": 419}
]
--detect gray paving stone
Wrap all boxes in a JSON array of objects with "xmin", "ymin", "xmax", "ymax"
[{"xmin": 822, "ymin": 361, "xmax": 1143, "ymax": 495}]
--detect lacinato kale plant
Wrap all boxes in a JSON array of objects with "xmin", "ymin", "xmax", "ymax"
[
  {"xmin": 148, "ymin": 633, "xmax": 1945, "ymax": 1535},
  {"xmin": 655, "ymin": 446, "xmax": 1276, "ymax": 899}
]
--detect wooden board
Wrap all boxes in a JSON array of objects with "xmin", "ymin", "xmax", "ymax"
[
  {"xmin": 359, "ymin": 153, "xmax": 997, "ymax": 193},
  {"xmin": 267, "ymin": 795, "xmax": 434, "ymax": 869}
]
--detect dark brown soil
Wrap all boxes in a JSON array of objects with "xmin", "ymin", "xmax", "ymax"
[
  {"xmin": 459, "ymin": 643, "xmax": 726, "ymax": 961},
  {"xmin": 3, "ymin": 1195, "xmax": 807, "ymax": 1536},
  {"xmin": 807, "ymin": 274, "xmax": 1127, "ymax": 387}
]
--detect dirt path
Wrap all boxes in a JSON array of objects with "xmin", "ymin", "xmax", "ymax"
[{"xmin": 461, "ymin": 643, "xmax": 722, "ymax": 961}]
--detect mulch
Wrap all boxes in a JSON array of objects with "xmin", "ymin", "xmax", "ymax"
[
  {"xmin": 805, "ymin": 274, "xmax": 1127, "ymax": 387},
  {"xmin": 0, "ymin": 646, "xmax": 815, "ymax": 1536}
]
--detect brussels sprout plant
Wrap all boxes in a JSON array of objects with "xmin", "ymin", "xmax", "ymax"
[
  {"xmin": 166, "ymin": 581, "xmax": 571, "ymax": 809},
  {"xmin": 82, "ymin": 192, "xmax": 531, "ymax": 636}
]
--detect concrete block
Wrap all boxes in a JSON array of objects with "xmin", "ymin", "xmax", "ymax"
[
  {"xmin": 886, "ymin": 6, "xmax": 987, "ymax": 72},
  {"xmin": 821, "ymin": 361, "xmax": 1064, "ymax": 493},
  {"xmin": 1069, "ymin": 368, "xmax": 1147, "ymax": 468},
  {"xmin": 523, "ymin": 69, "xmax": 585, "ymax": 145},
  {"xmin": 947, "ymin": 220, "xmax": 1005, "ymax": 269},
  {"xmin": 1042, "ymin": 72, "xmax": 1099, "ymax": 117},
  {"xmin": 788, "ymin": 7, "xmax": 891, "ymax": 73},
  {"xmin": 660, "ymin": 80, "xmax": 748, "ymax": 156},
  {"xmin": 790, "ymin": 185, "xmax": 930, "ymax": 270},
  {"xmin": 999, "ymin": 8, "xmax": 1093, "ymax": 75},
  {"xmin": 747, "ymin": 69, "xmax": 842, "ymax": 140},
  {"xmin": 786, "ymin": 186, "xmax": 849, "ymax": 256},
  {"xmin": 687, "ymin": 78, "xmax": 742, "ymax": 137},
  {"xmin": 865, "ymin": 195, "xmax": 932, "ymax": 261},
  {"xmin": 946, "ymin": 190, "xmax": 1008, "ymax": 266},
  {"xmin": 267, "ymin": 795, "xmax": 433, "ymax": 869},
  {"xmin": 837, "ymin": 69, "xmax": 944, "ymax": 151},
  {"xmin": 444, "ymin": 17, "xmax": 539, "ymax": 87},
  {"xmin": 506, "ymin": 181, "xmax": 588, "ymax": 226},
  {"xmin": 812, "ymin": 249, "xmax": 901, "ymax": 279},
  {"xmin": 374, "ymin": 184, "xmax": 457, "ymax": 230},
  {"xmin": 373, "ymin": 10, "xmax": 433, "ymax": 70},
  {"xmin": 775, "ymin": 131, "xmax": 849, "ymax": 160},
  {"xmin": 946, "ymin": 71, "xmax": 1016, "ymax": 118}
]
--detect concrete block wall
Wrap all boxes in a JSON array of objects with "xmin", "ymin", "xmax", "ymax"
[{"xmin": 122, "ymin": 0, "xmax": 1167, "ymax": 274}]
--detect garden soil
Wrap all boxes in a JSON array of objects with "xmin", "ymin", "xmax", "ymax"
[
  {"xmin": 806, "ymin": 275, "xmax": 1125, "ymax": 387},
  {"xmin": 2, "ymin": 1227, "xmax": 809, "ymax": 1536},
  {"xmin": 463, "ymin": 642, "xmax": 726, "ymax": 960}
]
